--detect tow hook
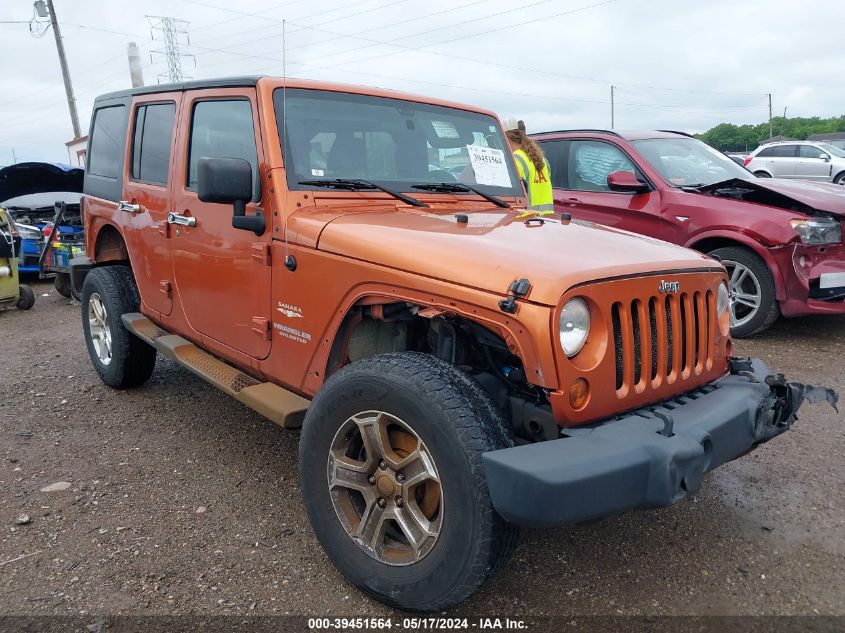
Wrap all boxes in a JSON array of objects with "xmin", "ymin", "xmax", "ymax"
[{"xmin": 730, "ymin": 357, "xmax": 839, "ymax": 442}]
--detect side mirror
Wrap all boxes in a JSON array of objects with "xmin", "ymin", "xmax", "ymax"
[
  {"xmin": 819, "ymin": 153, "xmax": 830, "ymax": 162},
  {"xmin": 607, "ymin": 170, "xmax": 650, "ymax": 194},
  {"xmin": 197, "ymin": 157, "xmax": 265, "ymax": 235}
]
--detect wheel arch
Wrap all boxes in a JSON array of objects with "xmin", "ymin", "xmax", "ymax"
[
  {"xmin": 92, "ymin": 222, "xmax": 129, "ymax": 264},
  {"xmin": 686, "ymin": 231, "xmax": 785, "ymax": 301},
  {"xmin": 305, "ymin": 288, "xmax": 557, "ymax": 395},
  {"xmin": 832, "ymin": 169, "xmax": 845, "ymax": 184},
  {"xmin": 753, "ymin": 170, "xmax": 773, "ymax": 178}
]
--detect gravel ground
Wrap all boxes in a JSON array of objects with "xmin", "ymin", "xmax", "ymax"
[{"xmin": 1, "ymin": 279, "xmax": 843, "ymax": 619}]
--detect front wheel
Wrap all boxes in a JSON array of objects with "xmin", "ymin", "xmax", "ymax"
[
  {"xmin": 81, "ymin": 266, "xmax": 156, "ymax": 388},
  {"xmin": 834, "ymin": 172, "xmax": 845, "ymax": 186},
  {"xmin": 709, "ymin": 246, "xmax": 780, "ymax": 337},
  {"xmin": 299, "ymin": 352, "xmax": 518, "ymax": 612}
]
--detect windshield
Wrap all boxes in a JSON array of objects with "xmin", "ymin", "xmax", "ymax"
[
  {"xmin": 819, "ymin": 143, "xmax": 845, "ymax": 158},
  {"xmin": 274, "ymin": 89, "xmax": 521, "ymax": 196},
  {"xmin": 632, "ymin": 137, "xmax": 752, "ymax": 187}
]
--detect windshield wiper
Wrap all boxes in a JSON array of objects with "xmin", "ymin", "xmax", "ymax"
[
  {"xmin": 411, "ymin": 182, "xmax": 510, "ymax": 209},
  {"xmin": 298, "ymin": 179, "xmax": 428, "ymax": 208}
]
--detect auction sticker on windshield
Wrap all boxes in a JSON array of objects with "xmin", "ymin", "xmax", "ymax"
[{"xmin": 467, "ymin": 144, "xmax": 510, "ymax": 187}]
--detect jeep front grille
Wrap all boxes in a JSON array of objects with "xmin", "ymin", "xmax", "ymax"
[{"xmin": 612, "ymin": 291, "xmax": 714, "ymax": 393}]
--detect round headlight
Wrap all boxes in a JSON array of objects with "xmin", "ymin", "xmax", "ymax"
[
  {"xmin": 559, "ymin": 298, "xmax": 590, "ymax": 357},
  {"xmin": 717, "ymin": 282, "xmax": 730, "ymax": 316}
]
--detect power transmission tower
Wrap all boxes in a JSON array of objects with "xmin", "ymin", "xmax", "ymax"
[{"xmin": 146, "ymin": 15, "xmax": 194, "ymax": 83}]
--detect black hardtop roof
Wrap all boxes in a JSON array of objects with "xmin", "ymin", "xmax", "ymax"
[{"xmin": 95, "ymin": 75, "xmax": 262, "ymax": 102}]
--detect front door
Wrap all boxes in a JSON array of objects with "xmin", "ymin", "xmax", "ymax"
[
  {"xmin": 796, "ymin": 145, "xmax": 832, "ymax": 181},
  {"xmin": 170, "ymin": 89, "xmax": 272, "ymax": 359},
  {"xmin": 121, "ymin": 94, "xmax": 180, "ymax": 316},
  {"xmin": 543, "ymin": 138, "xmax": 668, "ymax": 240}
]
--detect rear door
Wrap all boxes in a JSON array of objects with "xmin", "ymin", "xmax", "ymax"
[
  {"xmin": 170, "ymin": 89, "xmax": 272, "ymax": 359},
  {"xmin": 765, "ymin": 144, "xmax": 799, "ymax": 177},
  {"xmin": 541, "ymin": 138, "xmax": 668, "ymax": 239},
  {"xmin": 121, "ymin": 95, "xmax": 180, "ymax": 316},
  {"xmin": 796, "ymin": 144, "xmax": 832, "ymax": 180}
]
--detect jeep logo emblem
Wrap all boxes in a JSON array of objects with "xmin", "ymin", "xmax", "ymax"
[{"xmin": 659, "ymin": 280, "xmax": 680, "ymax": 293}]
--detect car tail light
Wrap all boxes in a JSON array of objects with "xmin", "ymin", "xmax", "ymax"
[{"xmin": 743, "ymin": 156, "xmax": 753, "ymax": 166}]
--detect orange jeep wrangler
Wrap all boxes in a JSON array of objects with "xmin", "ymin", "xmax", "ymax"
[{"xmin": 71, "ymin": 76, "xmax": 833, "ymax": 611}]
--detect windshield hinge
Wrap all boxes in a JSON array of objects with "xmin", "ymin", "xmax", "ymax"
[
  {"xmin": 499, "ymin": 278, "xmax": 532, "ymax": 314},
  {"xmin": 252, "ymin": 317, "xmax": 271, "ymax": 340}
]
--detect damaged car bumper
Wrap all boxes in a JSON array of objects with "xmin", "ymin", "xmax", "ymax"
[
  {"xmin": 779, "ymin": 242, "xmax": 845, "ymax": 317},
  {"xmin": 482, "ymin": 358, "xmax": 836, "ymax": 528}
]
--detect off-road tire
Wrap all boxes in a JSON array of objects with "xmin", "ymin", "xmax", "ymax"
[
  {"xmin": 81, "ymin": 266, "xmax": 156, "ymax": 388},
  {"xmin": 16, "ymin": 284, "xmax": 35, "ymax": 310},
  {"xmin": 709, "ymin": 246, "xmax": 780, "ymax": 337},
  {"xmin": 54, "ymin": 272, "xmax": 79, "ymax": 300},
  {"xmin": 299, "ymin": 352, "xmax": 519, "ymax": 612}
]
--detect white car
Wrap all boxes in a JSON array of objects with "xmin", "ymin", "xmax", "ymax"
[{"xmin": 744, "ymin": 140, "xmax": 845, "ymax": 184}]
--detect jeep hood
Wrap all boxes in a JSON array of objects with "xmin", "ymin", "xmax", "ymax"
[
  {"xmin": 316, "ymin": 210, "xmax": 722, "ymax": 305},
  {"xmin": 697, "ymin": 177, "xmax": 845, "ymax": 217},
  {"xmin": 0, "ymin": 162, "xmax": 83, "ymax": 206}
]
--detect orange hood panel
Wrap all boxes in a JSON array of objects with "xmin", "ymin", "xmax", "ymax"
[{"xmin": 316, "ymin": 209, "xmax": 723, "ymax": 305}]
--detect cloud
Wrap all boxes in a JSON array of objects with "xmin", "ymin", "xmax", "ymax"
[{"xmin": 1, "ymin": 0, "xmax": 843, "ymax": 163}]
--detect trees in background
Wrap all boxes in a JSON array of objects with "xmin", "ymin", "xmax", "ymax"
[{"xmin": 697, "ymin": 115, "xmax": 845, "ymax": 151}]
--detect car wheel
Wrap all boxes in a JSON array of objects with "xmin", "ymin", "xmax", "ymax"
[
  {"xmin": 81, "ymin": 266, "xmax": 156, "ymax": 388},
  {"xmin": 299, "ymin": 352, "xmax": 518, "ymax": 612},
  {"xmin": 709, "ymin": 246, "xmax": 780, "ymax": 337},
  {"xmin": 834, "ymin": 172, "xmax": 845, "ymax": 186},
  {"xmin": 754, "ymin": 171, "xmax": 772, "ymax": 178},
  {"xmin": 54, "ymin": 272, "xmax": 73, "ymax": 298},
  {"xmin": 16, "ymin": 284, "xmax": 35, "ymax": 310}
]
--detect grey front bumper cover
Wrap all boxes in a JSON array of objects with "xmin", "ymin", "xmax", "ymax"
[{"xmin": 482, "ymin": 358, "xmax": 837, "ymax": 528}]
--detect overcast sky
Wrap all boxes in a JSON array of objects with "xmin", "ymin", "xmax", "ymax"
[{"xmin": 1, "ymin": 0, "xmax": 842, "ymax": 164}]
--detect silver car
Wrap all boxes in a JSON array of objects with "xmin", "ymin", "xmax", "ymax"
[{"xmin": 745, "ymin": 141, "xmax": 845, "ymax": 184}]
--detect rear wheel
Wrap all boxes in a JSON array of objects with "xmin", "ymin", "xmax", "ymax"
[
  {"xmin": 754, "ymin": 171, "xmax": 772, "ymax": 178},
  {"xmin": 16, "ymin": 284, "xmax": 35, "ymax": 310},
  {"xmin": 81, "ymin": 266, "xmax": 156, "ymax": 388},
  {"xmin": 709, "ymin": 246, "xmax": 779, "ymax": 337},
  {"xmin": 299, "ymin": 352, "xmax": 518, "ymax": 612}
]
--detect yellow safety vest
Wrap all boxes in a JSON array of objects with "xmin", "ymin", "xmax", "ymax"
[{"xmin": 512, "ymin": 148, "xmax": 554, "ymax": 213}]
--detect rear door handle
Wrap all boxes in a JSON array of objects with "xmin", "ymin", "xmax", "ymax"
[
  {"xmin": 118, "ymin": 200, "xmax": 141, "ymax": 214},
  {"xmin": 167, "ymin": 212, "xmax": 197, "ymax": 227},
  {"xmin": 559, "ymin": 197, "xmax": 582, "ymax": 206}
]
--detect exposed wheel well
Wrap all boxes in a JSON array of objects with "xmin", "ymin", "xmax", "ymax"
[
  {"xmin": 94, "ymin": 224, "xmax": 129, "ymax": 264},
  {"xmin": 689, "ymin": 236, "xmax": 754, "ymax": 255},
  {"xmin": 753, "ymin": 170, "xmax": 772, "ymax": 178},
  {"xmin": 325, "ymin": 301, "xmax": 557, "ymax": 442}
]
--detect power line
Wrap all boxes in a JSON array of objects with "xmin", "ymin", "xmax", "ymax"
[{"xmin": 147, "ymin": 16, "xmax": 194, "ymax": 83}]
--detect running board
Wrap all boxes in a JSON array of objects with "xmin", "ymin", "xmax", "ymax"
[{"xmin": 121, "ymin": 313, "xmax": 309, "ymax": 429}]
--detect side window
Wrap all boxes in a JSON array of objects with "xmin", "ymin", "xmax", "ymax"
[
  {"xmin": 187, "ymin": 100, "xmax": 258, "ymax": 197},
  {"xmin": 568, "ymin": 140, "xmax": 636, "ymax": 192},
  {"xmin": 756, "ymin": 147, "xmax": 775, "ymax": 158},
  {"xmin": 537, "ymin": 140, "xmax": 569, "ymax": 188},
  {"xmin": 799, "ymin": 145, "xmax": 827, "ymax": 159},
  {"xmin": 88, "ymin": 105, "xmax": 126, "ymax": 179},
  {"xmin": 131, "ymin": 103, "xmax": 176, "ymax": 185},
  {"xmin": 771, "ymin": 144, "xmax": 798, "ymax": 158}
]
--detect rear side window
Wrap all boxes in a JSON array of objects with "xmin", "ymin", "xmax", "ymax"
[
  {"xmin": 187, "ymin": 100, "xmax": 258, "ymax": 197},
  {"xmin": 88, "ymin": 105, "xmax": 126, "ymax": 179},
  {"xmin": 131, "ymin": 103, "xmax": 176, "ymax": 185},
  {"xmin": 537, "ymin": 139, "xmax": 569, "ymax": 188}
]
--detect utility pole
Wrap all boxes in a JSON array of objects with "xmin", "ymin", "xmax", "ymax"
[
  {"xmin": 768, "ymin": 93, "xmax": 773, "ymax": 140},
  {"xmin": 35, "ymin": 0, "xmax": 81, "ymax": 139},
  {"xmin": 611, "ymin": 85, "xmax": 615, "ymax": 129}
]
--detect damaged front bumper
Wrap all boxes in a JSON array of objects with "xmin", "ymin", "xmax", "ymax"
[{"xmin": 482, "ymin": 358, "xmax": 837, "ymax": 528}]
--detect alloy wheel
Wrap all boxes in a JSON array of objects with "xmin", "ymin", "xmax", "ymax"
[
  {"xmin": 88, "ymin": 292, "xmax": 113, "ymax": 365},
  {"xmin": 327, "ymin": 410, "xmax": 443, "ymax": 566},
  {"xmin": 722, "ymin": 260, "xmax": 762, "ymax": 329}
]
